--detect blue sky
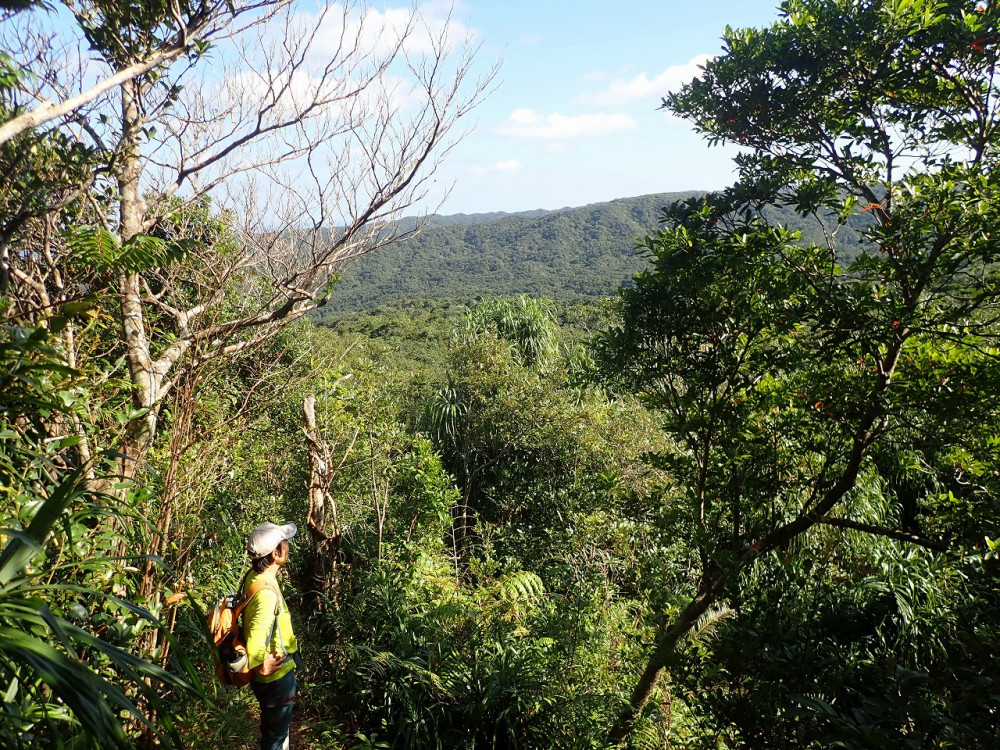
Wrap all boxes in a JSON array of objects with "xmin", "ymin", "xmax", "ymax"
[
  {"xmin": 434, "ymin": 0, "xmax": 786, "ymax": 215},
  {"xmin": 15, "ymin": 0, "xmax": 786, "ymax": 220}
]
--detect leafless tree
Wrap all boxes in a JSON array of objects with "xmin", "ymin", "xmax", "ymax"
[
  {"xmin": 1, "ymin": 0, "xmax": 496, "ymax": 480},
  {"xmin": 0, "ymin": 0, "xmax": 281, "ymax": 145}
]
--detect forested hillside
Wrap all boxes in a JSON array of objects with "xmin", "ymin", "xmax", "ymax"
[
  {"xmin": 319, "ymin": 192, "xmax": 868, "ymax": 314},
  {"xmin": 3, "ymin": 1, "xmax": 999, "ymax": 750}
]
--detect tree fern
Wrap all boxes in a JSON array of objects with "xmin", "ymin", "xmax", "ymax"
[
  {"xmin": 459, "ymin": 296, "xmax": 559, "ymax": 368},
  {"xmin": 494, "ymin": 570, "xmax": 544, "ymax": 604},
  {"xmin": 63, "ymin": 225, "xmax": 190, "ymax": 273}
]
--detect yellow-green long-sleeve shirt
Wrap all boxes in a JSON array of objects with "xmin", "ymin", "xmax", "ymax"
[{"xmin": 242, "ymin": 571, "xmax": 298, "ymax": 684}]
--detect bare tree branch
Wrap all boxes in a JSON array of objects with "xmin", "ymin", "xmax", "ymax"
[{"xmin": 820, "ymin": 517, "xmax": 949, "ymax": 552}]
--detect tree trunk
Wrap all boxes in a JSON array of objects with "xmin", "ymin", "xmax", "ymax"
[
  {"xmin": 608, "ymin": 585, "xmax": 719, "ymax": 743},
  {"xmin": 302, "ymin": 394, "xmax": 341, "ymax": 605},
  {"xmin": 610, "ymin": 340, "xmax": 904, "ymax": 744},
  {"xmin": 118, "ymin": 78, "xmax": 158, "ymax": 484}
]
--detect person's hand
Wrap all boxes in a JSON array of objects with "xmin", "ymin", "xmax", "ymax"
[{"xmin": 258, "ymin": 651, "xmax": 287, "ymax": 676}]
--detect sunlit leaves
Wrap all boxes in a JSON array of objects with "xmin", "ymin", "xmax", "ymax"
[
  {"xmin": 458, "ymin": 295, "xmax": 560, "ymax": 368},
  {"xmin": 63, "ymin": 225, "xmax": 191, "ymax": 274},
  {"xmin": 604, "ymin": 0, "xmax": 1000, "ymax": 743},
  {"xmin": 0, "ymin": 325, "xmax": 201, "ymax": 748}
]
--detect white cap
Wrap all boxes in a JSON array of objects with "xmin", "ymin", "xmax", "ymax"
[{"xmin": 246, "ymin": 522, "xmax": 297, "ymax": 558}]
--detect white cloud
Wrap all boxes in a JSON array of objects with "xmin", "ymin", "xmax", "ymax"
[
  {"xmin": 575, "ymin": 54, "xmax": 712, "ymax": 107},
  {"xmin": 497, "ymin": 109, "xmax": 638, "ymax": 139},
  {"xmin": 298, "ymin": 3, "xmax": 475, "ymax": 60},
  {"xmin": 471, "ymin": 159, "xmax": 524, "ymax": 175},
  {"xmin": 204, "ymin": 1, "xmax": 470, "ymax": 128},
  {"xmin": 494, "ymin": 159, "xmax": 523, "ymax": 172}
]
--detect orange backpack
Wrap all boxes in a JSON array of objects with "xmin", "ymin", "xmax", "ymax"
[{"xmin": 207, "ymin": 577, "xmax": 279, "ymax": 687}]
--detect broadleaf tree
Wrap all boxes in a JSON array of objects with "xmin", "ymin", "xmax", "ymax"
[{"xmin": 594, "ymin": 0, "xmax": 1000, "ymax": 742}]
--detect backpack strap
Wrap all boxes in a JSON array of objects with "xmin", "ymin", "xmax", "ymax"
[
  {"xmin": 234, "ymin": 577, "xmax": 281, "ymax": 618},
  {"xmin": 234, "ymin": 577, "xmax": 284, "ymax": 656}
]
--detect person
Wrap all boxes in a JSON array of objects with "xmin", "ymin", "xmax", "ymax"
[{"xmin": 243, "ymin": 521, "xmax": 302, "ymax": 750}]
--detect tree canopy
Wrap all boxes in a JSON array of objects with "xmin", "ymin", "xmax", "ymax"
[{"xmin": 596, "ymin": 0, "xmax": 1000, "ymax": 742}]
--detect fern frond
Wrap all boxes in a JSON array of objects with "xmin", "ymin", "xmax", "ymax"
[
  {"xmin": 631, "ymin": 722, "xmax": 665, "ymax": 750},
  {"xmin": 496, "ymin": 570, "xmax": 544, "ymax": 603},
  {"xmin": 119, "ymin": 234, "xmax": 192, "ymax": 272},
  {"xmin": 63, "ymin": 226, "xmax": 120, "ymax": 270},
  {"xmin": 687, "ymin": 604, "xmax": 736, "ymax": 645},
  {"xmin": 63, "ymin": 227, "xmax": 190, "ymax": 273},
  {"xmin": 351, "ymin": 647, "xmax": 452, "ymax": 700}
]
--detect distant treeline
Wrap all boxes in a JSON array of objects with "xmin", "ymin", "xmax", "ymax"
[{"xmin": 317, "ymin": 192, "xmax": 869, "ymax": 316}]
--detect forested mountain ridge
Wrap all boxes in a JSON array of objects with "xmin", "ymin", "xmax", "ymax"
[
  {"xmin": 320, "ymin": 191, "xmax": 867, "ymax": 315},
  {"xmin": 320, "ymin": 193, "xmax": 688, "ymax": 314}
]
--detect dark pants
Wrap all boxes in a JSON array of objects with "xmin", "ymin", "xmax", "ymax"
[{"xmin": 251, "ymin": 668, "xmax": 296, "ymax": 750}]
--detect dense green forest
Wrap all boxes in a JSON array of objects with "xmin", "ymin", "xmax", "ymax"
[
  {"xmin": 318, "ymin": 195, "xmax": 868, "ymax": 314},
  {"xmin": 2, "ymin": 1, "xmax": 999, "ymax": 749}
]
